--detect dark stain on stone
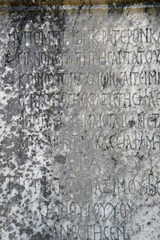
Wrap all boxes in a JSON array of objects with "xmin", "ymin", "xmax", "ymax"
[
  {"xmin": 55, "ymin": 155, "xmax": 66, "ymax": 164},
  {"xmin": 6, "ymin": 97, "xmax": 21, "ymax": 123},
  {"xmin": 9, "ymin": 162, "xmax": 16, "ymax": 169},
  {"xmin": 45, "ymin": 234, "xmax": 51, "ymax": 240},
  {"xmin": 25, "ymin": 228, "xmax": 33, "ymax": 236},
  {"xmin": 41, "ymin": 175, "xmax": 51, "ymax": 198},
  {"xmin": 136, "ymin": 152, "xmax": 144, "ymax": 161},
  {"xmin": 138, "ymin": 155, "xmax": 144, "ymax": 161},
  {"xmin": 20, "ymin": 228, "xmax": 33, "ymax": 236},
  {"xmin": 59, "ymin": 185, "xmax": 65, "ymax": 190},
  {"xmin": 55, "ymin": 200, "xmax": 60, "ymax": 205},
  {"xmin": 0, "ymin": 176, "xmax": 5, "ymax": 182},
  {"xmin": 9, "ymin": 233, "xmax": 15, "ymax": 239},
  {"xmin": 5, "ymin": 89, "xmax": 12, "ymax": 94},
  {"xmin": 102, "ymin": 75, "xmax": 107, "ymax": 89},
  {"xmin": 108, "ymin": 4, "xmax": 124, "ymax": 17},
  {"xmin": 63, "ymin": 170, "xmax": 67, "ymax": 175},
  {"xmin": 54, "ymin": 122, "xmax": 63, "ymax": 131},
  {"xmin": 116, "ymin": 77, "xmax": 122, "ymax": 84},
  {"xmin": 8, "ymin": 182, "xmax": 21, "ymax": 191},
  {"xmin": 130, "ymin": 20, "xmax": 133, "ymax": 26},
  {"xmin": 31, "ymin": 232, "xmax": 43, "ymax": 240},
  {"xmin": 112, "ymin": 156, "xmax": 118, "ymax": 167},
  {"xmin": 144, "ymin": 6, "xmax": 151, "ymax": 13},
  {"xmin": 10, "ymin": 126, "xmax": 16, "ymax": 132},
  {"xmin": 128, "ymin": 120, "xmax": 135, "ymax": 128}
]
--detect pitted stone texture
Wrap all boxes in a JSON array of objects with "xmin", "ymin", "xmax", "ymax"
[{"xmin": 0, "ymin": 4, "xmax": 160, "ymax": 240}]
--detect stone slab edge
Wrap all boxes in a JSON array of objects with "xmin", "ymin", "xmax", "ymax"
[{"xmin": 0, "ymin": 0, "xmax": 160, "ymax": 6}]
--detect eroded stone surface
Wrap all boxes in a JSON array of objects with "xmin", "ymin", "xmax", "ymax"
[{"xmin": 0, "ymin": 3, "xmax": 160, "ymax": 240}]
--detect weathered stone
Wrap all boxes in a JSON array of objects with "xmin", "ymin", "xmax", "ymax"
[{"xmin": 0, "ymin": 1, "xmax": 160, "ymax": 240}]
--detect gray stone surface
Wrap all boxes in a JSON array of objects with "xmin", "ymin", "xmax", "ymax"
[{"xmin": 0, "ymin": 2, "xmax": 160, "ymax": 240}]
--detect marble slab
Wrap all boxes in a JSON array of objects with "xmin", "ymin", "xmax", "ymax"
[{"xmin": 0, "ymin": 2, "xmax": 160, "ymax": 240}]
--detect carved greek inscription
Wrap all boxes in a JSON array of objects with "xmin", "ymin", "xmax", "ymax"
[
  {"xmin": 3, "ymin": 172, "xmax": 160, "ymax": 200},
  {"xmin": 111, "ymin": 28, "xmax": 160, "ymax": 44},
  {"xmin": 18, "ymin": 49, "xmax": 160, "ymax": 67},
  {"xmin": 58, "ymin": 224, "xmax": 130, "ymax": 240},
  {"xmin": 57, "ymin": 201, "xmax": 132, "ymax": 221},
  {"xmin": 20, "ymin": 89, "xmax": 160, "ymax": 110},
  {"xmin": 12, "ymin": 28, "xmax": 160, "ymax": 46},
  {"xmin": 18, "ymin": 71, "xmax": 160, "ymax": 89}
]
